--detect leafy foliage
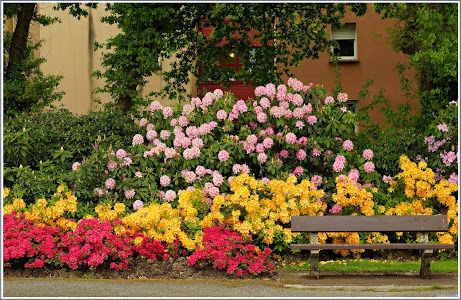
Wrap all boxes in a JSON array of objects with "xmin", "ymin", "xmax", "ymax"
[
  {"xmin": 373, "ymin": 3, "xmax": 458, "ymax": 124},
  {"xmin": 3, "ymin": 3, "xmax": 64, "ymax": 116}
]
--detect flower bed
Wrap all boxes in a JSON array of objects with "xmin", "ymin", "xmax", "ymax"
[{"xmin": 3, "ymin": 78, "xmax": 458, "ymax": 277}]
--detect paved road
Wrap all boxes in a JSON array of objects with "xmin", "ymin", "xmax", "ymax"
[{"xmin": 3, "ymin": 272, "xmax": 459, "ymax": 298}]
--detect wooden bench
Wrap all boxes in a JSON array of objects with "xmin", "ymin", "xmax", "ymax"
[{"xmin": 290, "ymin": 215, "xmax": 454, "ymax": 279}]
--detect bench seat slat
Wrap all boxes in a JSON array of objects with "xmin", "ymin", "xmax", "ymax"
[
  {"xmin": 291, "ymin": 243, "xmax": 454, "ymax": 250},
  {"xmin": 291, "ymin": 215, "xmax": 449, "ymax": 232}
]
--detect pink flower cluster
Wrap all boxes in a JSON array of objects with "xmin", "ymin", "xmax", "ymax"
[
  {"xmin": 218, "ymin": 150, "xmax": 229, "ymax": 162},
  {"xmin": 362, "ymin": 149, "xmax": 374, "ymax": 160},
  {"xmin": 342, "ymin": 139, "xmax": 354, "ymax": 151},
  {"xmin": 333, "ymin": 155, "xmax": 346, "ymax": 172},
  {"xmin": 440, "ymin": 150, "xmax": 457, "ymax": 167},
  {"xmin": 187, "ymin": 224, "xmax": 274, "ymax": 277}
]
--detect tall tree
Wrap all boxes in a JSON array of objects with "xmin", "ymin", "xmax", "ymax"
[
  {"xmin": 57, "ymin": 3, "xmax": 367, "ymax": 112},
  {"xmin": 3, "ymin": 3, "xmax": 64, "ymax": 115},
  {"xmin": 373, "ymin": 3, "xmax": 458, "ymax": 124}
]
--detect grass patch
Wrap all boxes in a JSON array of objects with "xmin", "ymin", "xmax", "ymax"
[{"xmin": 281, "ymin": 258, "xmax": 458, "ymax": 273}]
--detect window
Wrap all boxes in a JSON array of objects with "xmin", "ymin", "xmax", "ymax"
[{"xmin": 331, "ymin": 23, "xmax": 357, "ymax": 61}]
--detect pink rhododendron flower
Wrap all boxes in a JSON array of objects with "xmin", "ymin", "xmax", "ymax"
[
  {"xmin": 448, "ymin": 173, "xmax": 458, "ymax": 184},
  {"xmin": 279, "ymin": 150, "xmax": 289, "ymax": 158},
  {"xmin": 164, "ymin": 147, "xmax": 177, "ymax": 159},
  {"xmin": 162, "ymin": 107, "xmax": 173, "ymax": 119},
  {"xmin": 307, "ymin": 115, "xmax": 317, "ymax": 125},
  {"xmin": 132, "ymin": 134, "xmax": 144, "ymax": 146},
  {"xmin": 293, "ymin": 107, "xmax": 304, "ymax": 119},
  {"xmin": 246, "ymin": 134, "xmax": 258, "ymax": 145},
  {"xmin": 341, "ymin": 107, "xmax": 347, "ymax": 113},
  {"xmin": 440, "ymin": 150, "xmax": 457, "ymax": 166},
  {"xmin": 170, "ymin": 118, "xmax": 178, "ymax": 127},
  {"xmin": 135, "ymin": 171, "xmax": 143, "ymax": 178},
  {"xmin": 139, "ymin": 118, "xmax": 148, "ymax": 127},
  {"xmin": 160, "ymin": 175, "xmax": 170, "ymax": 187},
  {"xmin": 216, "ymin": 110, "xmax": 227, "ymax": 120},
  {"xmin": 342, "ymin": 139, "xmax": 354, "ymax": 151},
  {"xmin": 257, "ymin": 112, "xmax": 267, "ymax": 123},
  {"xmin": 212, "ymin": 172, "xmax": 224, "ymax": 186},
  {"xmin": 291, "ymin": 166, "xmax": 303, "ymax": 176},
  {"xmin": 192, "ymin": 138, "xmax": 204, "ymax": 149},
  {"xmin": 312, "ymin": 175, "xmax": 323, "ymax": 187},
  {"xmin": 195, "ymin": 166, "xmax": 206, "ymax": 177},
  {"xmin": 324, "ymin": 96, "xmax": 334, "ymax": 104},
  {"xmin": 269, "ymin": 106, "xmax": 284, "ymax": 118},
  {"xmin": 94, "ymin": 188, "xmax": 107, "ymax": 197},
  {"xmin": 183, "ymin": 147, "xmax": 201, "ymax": 160},
  {"xmin": 150, "ymin": 100, "xmax": 163, "ymax": 111},
  {"xmin": 218, "ymin": 150, "xmax": 230, "ymax": 162},
  {"xmin": 241, "ymin": 164, "xmax": 250, "ymax": 174},
  {"xmin": 285, "ymin": 132, "xmax": 297, "ymax": 144},
  {"xmin": 255, "ymin": 86, "xmax": 266, "ymax": 97},
  {"xmin": 382, "ymin": 175, "xmax": 392, "ymax": 184},
  {"xmin": 263, "ymin": 137, "xmax": 274, "ymax": 149},
  {"xmin": 296, "ymin": 149, "xmax": 307, "ymax": 160},
  {"xmin": 178, "ymin": 116, "xmax": 189, "ymax": 127},
  {"xmin": 362, "ymin": 149, "xmax": 374, "ymax": 160},
  {"xmin": 213, "ymin": 89, "xmax": 224, "ymax": 99},
  {"xmin": 125, "ymin": 189, "xmax": 135, "ymax": 200},
  {"xmin": 333, "ymin": 155, "xmax": 346, "ymax": 172},
  {"xmin": 259, "ymin": 97, "xmax": 271, "ymax": 109},
  {"xmin": 257, "ymin": 152, "xmax": 268, "ymax": 164},
  {"xmin": 288, "ymin": 77, "xmax": 303, "ymax": 91},
  {"xmin": 312, "ymin": 148, "xmax": 321, "ymax": 157},
  {"xmin": 105, "ymin": 178, "xmax": 116, "ymax": 190},
  {"xmin": 337, "ymin": 92, "xmax": 348, "ymax": 102},
  {"xmin": 160, "ymin": 130, "xmax": 171, "ymax": 140},
  {"xmin": 164, "ymin": 190, "xmax": 176, "ymax": 202},
  {"xmin": 72, "ymin": 162, "xmax": 81, "ymax": 171},
  {"xmin": 265, "ymin": 83, "xmax": 276, "ymax": 99},
  {"xmin": 182, "ymin": 170, "xmax": 197, "ymax": 183},
  {"xmin": 146, "ymin": 130, "xmax": 157, "ymax": 141},
  {"xmin": 364, "ymin": 162, "xmax": 375, "ymax": 173},
  {"xmin": 261, "ymin": 177, "xmax": 270, "ymax": 184},
  {"xmin": 146, "ymin": 123, "xmax": 155, "ymax": 131},
  {"xmin": 122, "ymin": 157, "xmax": 132, "ymax": 166},
  {"xmin": 348, "ymin": 169, "xmax": 360, "ymax": 183},
  {"xmin": 295, "ymin": 121, "xmax": 304, "ymax": 129},
  {"xmin": 437, "ymin": 123, "xmax": 449, "ymax": 132},
  {"xmin": 133, "ymin": 200, "xmax": 144, "ymax": 210},
  {"xmin": 329, "ymin": 204, "xmax": 342, "ymax": 214},
  {"xmin": 182, "ymin": 104, "xmax": 194, "ymax": 115},
  {"xmin": 116, "ymin": 149, "xmax": 127, "ymax": 159}
]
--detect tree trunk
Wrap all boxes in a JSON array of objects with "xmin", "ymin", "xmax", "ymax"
[{"xmin": 5, "ymin": 3, "xmax": 36, "ymax": 78}]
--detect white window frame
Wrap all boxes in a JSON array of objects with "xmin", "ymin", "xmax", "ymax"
[{"xmin": 331, "ymin": 23, "xmax": 358, "ymax": 62}]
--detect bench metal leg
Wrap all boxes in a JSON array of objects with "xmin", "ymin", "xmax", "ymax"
[
  {"xmin": 419, "ymin": 233, "xmax": 432, "ymax": 279},
  {"xmin": 309, "ymin": 233, "xmax": 320, "ymax": 279},
  {"xmin": 420, "ymin": 249, "xmax": 433, "ymax": 279},
  {"xmin": 310, "ymin": 250, "xmax": 320, "ymax": 279}
]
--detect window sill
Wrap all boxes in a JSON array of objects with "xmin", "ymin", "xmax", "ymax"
[{"xmin": 330, "ymin": 57, "xmax": 360, "ymax": 63}]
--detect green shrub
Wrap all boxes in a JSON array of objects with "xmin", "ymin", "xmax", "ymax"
[{"xmin": 3, "ymin": 108, "xmax": 141, "ymax": 204}]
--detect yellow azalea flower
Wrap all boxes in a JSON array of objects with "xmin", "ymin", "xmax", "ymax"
[
  {"xmin": 3, "ymin": 187, "xmax": 10, "ymax": 198},
  {"xmin": 133, "ymin": 236, "xmax": 144, "ymax": 246},
  {"xmin": 113, "ymin": 203, "xmax": 126, "ymax": 214},
  {"xmin": 12, "ymin": 198, "xmax": 26, "ymax": 210}
]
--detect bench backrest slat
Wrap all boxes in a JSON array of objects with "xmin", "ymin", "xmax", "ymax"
[{"xmin": 291, "ymin": 215, "xmax": 449, "ymax": 232}]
